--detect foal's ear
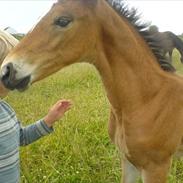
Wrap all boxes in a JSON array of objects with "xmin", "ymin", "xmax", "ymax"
[{"xmin": 81, "ymin": 0, "xmax": 98, "ymax": 7}]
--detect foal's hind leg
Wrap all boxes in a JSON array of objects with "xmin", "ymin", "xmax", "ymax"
[
  {"xmin": 168, "ymin": 50, "xmax": 173, "ymax": 63},
  {"xmin": 122, "ymin": 158, "xmax": 139, "ymax": 183},
  {"xmin": 108, "ymin": 109, "xmax": 117, "ymax": 143},
  {"xmin": 141, "ymin": 158, "xmax": 171, "ymax": 183}
]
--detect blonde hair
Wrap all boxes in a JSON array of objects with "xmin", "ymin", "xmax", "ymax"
[{"xmin": 0, "ymin": 30, "xmax": 19, "ymax": 64}]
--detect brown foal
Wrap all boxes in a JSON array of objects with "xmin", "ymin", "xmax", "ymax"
[{"xmin": 1, "ymin": 1, "xmax": 183, "ymax": 182}]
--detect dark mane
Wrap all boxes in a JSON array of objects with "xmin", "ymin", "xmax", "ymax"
[{"xmin": 106, "ymin": 0, "xmax": 176, "ymax": 72}]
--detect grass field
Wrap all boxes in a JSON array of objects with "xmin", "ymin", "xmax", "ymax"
[{"xmin": 4, "ymin": 51, "xmax": 183, "ymax": 183}]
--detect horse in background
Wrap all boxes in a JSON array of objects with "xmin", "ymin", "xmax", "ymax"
[
  {"xmin": 149, "ymin": 26, "xmax": 183, "ymax": 63},
  {"xmin": 0, "ymin": 30, "xmax": 19, "ymax": 97}
]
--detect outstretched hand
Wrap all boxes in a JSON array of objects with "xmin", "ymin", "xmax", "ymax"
[{"xmin": 44, "ymin": 99, "xmax": 72, "ymax": 127}]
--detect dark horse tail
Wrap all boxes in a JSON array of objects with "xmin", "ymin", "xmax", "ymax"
[{"xmin": 167, "ymin": 31, "xmax": 183, "ymax": 53}]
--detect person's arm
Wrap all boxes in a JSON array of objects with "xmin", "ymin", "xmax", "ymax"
[
  {"xmin": 19, "ymin": 119, "xmax": 53, "ymax": 146},
  {"xmin": 20, "ymin": 100, "xmax": 72, "ymax": 146}
]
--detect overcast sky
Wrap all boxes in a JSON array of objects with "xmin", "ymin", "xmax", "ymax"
[
  {"xmin": 0, "ymin": 1, "xmax": 55, "ymax": 33},
  {"xmin": 0, "ymin": 1, "xmax": 182, "ymax": 35},
  {"xmin": 127, "ymin": 1, "xmax": 183, "ymax": 35}
]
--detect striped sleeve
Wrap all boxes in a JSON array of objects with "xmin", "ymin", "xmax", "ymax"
[{"xmin": 19, "ymin": 120, "xmax": 53, "ymax": 146}]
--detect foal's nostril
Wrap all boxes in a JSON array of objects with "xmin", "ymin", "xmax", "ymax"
[
  {"xmin": 1, "ymin": 63, "xmax": 14, "ymax": 80},
  {"xmin": 1, "ymin": 63, "xmax": 17, "ymax": 90},
  {"xmin": 2, "ymin": 64, "xmax": 10, "ymax": 79}
]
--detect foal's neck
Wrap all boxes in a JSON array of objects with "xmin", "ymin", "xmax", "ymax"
[{"xmin": 95, "ymin": 3, "xmax": 166, "ymax": 114}]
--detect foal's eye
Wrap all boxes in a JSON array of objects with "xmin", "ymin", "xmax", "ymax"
[{"xmin": 54, "ymin": 17, "xmax": 72, "ymax": 27}]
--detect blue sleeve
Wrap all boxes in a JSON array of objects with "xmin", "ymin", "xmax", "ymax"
[{"xmin": 19, "ymin": 120, "xmax": 53, "ymax": 146}]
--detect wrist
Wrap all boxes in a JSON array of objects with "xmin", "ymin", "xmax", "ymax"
[
  {"xmin": 43, "ymin": 116, "xmax": 54, "ymax": 128},
  {"xmin": 38, "ymin": 120, "xmax": 54, "ymax": 134}
]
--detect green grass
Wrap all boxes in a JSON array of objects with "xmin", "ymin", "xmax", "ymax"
[{"xmin": 4, "ymin": 51, "xmax": 183, "ymax": 183}]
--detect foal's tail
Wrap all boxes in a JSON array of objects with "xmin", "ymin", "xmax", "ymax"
[{"xmin": 168, "ymin": 31, "xmax": 183, "ymax": 53}]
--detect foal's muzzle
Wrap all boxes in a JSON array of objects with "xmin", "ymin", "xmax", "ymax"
[{"xmin": 1, "ymin": 63, "xmax": 30, "ymax": 91}]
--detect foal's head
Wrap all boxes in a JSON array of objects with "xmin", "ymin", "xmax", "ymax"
[
  {"xmin": 1, "ymin": 0, "xmax": 175, "ymax": 91},
  {"xmin": 1, "ymin": 0, "xmax": 100, "ymax": 90}
]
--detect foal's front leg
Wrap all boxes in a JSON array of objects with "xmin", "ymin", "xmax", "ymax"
[
  {"xmin": 168, "ymin": 50, "xmax": 173, "ymax": 63},
  {"xmin": 141, "ymin": 158, "xmax": 171, "ymax": 183},
  {"xmin": 108, "ymin": 110, "xmax": 139, "ymax": 183},
  {"xmin": 122, "ymin": 158, "xmax": 139, "ymax": 183},
  {"xmin": 108, "ymin": 109, "xmax": 117, "ymax": 143}
]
